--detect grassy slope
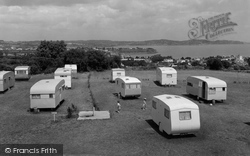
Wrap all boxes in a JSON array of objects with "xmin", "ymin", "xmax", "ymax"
[{"xmin": 0, "ymin": 70, "xmax": 250, "ymax": 155}]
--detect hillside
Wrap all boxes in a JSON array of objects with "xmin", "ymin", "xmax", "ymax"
[
  {"xmin": 0, "ymin": 39, "xmax": 246, "ymax": 49},
  {"xmin": 66, "ymin": 39, "xmax": 246, "ymax": 47}
]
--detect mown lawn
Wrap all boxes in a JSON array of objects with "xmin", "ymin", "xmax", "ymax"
[{"xmin": 0, "ymin": 69, "xmax": 250, "ymax": 155}]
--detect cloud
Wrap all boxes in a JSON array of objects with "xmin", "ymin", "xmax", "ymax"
[
  {"xmin": 0, "ymin": 0, "xmax": 249, "ymax": 41},
  {"xmin": 0, "ymin": 0, "xmax": 105, "ymax": 6}
]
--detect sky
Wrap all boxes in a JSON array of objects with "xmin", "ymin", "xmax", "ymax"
[{"xmin": 0, "ymin": 0, "xmax": 249, "ymax": 42}]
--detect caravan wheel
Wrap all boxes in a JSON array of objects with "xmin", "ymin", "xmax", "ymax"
[{"xmin": 159, "ymin": 122, "xmax": 163, "ymax": 133}]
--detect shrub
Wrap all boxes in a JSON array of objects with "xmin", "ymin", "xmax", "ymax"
[
  {"xmin": 66, "ymin": 107, "xmax": 73, "ymax": 118},
  {"xmin": 206, "ymin": 58, "xmax": 223, "ymax": 70}
]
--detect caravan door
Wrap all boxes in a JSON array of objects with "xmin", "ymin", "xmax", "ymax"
[{"xmin": 202, "ymin": 82, "xmax": 206, "ymax": 99}]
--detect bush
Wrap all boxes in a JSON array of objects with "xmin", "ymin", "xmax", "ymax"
[
  {"xmin": 206, "ymin": 58, "xmax": 223, "ymax": 70},
  {"xmin": 221, "ymin": 60, "xmax": 231, "ymax": 69},
  {"xmin": 66, "ymin": 107, "xmax": 73, "ymax": 118},
  {"xmin": 44, "ymin": 67, "xmax": 57, "ymax": 74}
]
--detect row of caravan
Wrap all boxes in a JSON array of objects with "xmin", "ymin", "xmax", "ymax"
[
  {"xmin": 111, "ymin": 67, "xmax": 227, "ymax": 136},
  {"xmin": 111, "ymin": 67, "xmax": 177, "ymax": 86},
  {"xmin": 112, "ymin": 67, "xmax": 227, "ymax": 102},
  {"xmin": 0, "ymin": 66, "xmax": 31, "ymax": 92}
]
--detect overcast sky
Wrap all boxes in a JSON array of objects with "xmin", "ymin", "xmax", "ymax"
[{"xmin": 0, "ymin": 0, "xmax": 249, "ymax": 41}]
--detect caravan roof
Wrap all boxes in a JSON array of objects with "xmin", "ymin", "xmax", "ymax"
[
  {"xmin": 158, "ymin": 67, "xmax": 177, "ymax": 74},
  {"xmin": 118, "ymin": 76, "xmax": 141, "ymax": 83},
  {"xmin": 65, "ymin": 64, "xmax": 77, "ymax": 70},
  {"xmin": 54, "ymin": 68, "xmax": 72, "ymax": 76},
  {"xmin": 0, "ymin": 71, "xmax": 12, "ymax": 80},
  {"xmin": 15, "ymin": 66, "xmax": 29, "ymax": 70},
  {"xmin": 112, "ymin": 68, "xmax": 125, "ymax": 71},
  {"xmin": 191, "ymin": 76, "xmax": 227, "ymax": 87},
  {"xmin": 30, "ymin": 79, "xmax": 64, "ymax": 94},
  {"xmin": 154, "ymin": 94, "xmax": 198, "ymax": 111}
]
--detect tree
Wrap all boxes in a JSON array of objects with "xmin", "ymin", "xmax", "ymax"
[
  {"xmin": 206, "ymin": 58, "xmax": 223, "ymax": 70},
  {"xmin": 246, "ymin": 57, "xmax": 250, "ymax": 66},
  {"xmin": 0, "ymin": 51, "xmax": 3, "ymax": 58},
  {"xmin": 150, "ymin": 54, "xmax": 164, "ymax": 63},
  {"xmin": 86, "ymin": 50, "xmax": 109, "ymax": 71},
  {"xmin": 111, "ymin": 55, "xmax": 121, "ymax": 68},
  {"xmin": 36, "ymin": 40, "xmax": 67, "ymax": 59},
  {"xmin": 221, "ymin": 60, "xmax": 231, "ymax": 69},
  {"xmin": 191, "ymin": 61, "xmax": 200, "ymax": 66}
]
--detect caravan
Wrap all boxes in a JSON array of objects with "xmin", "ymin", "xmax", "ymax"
[
  {"xmin": 115, "ymin": 76, "xmax": 141, "ymax": 98},
  {"xmin": 30, "ymin": 79, "xmax": 65, "ymax": 111},
  {"xmin": 64, "ymin": 64, "xmax": 77, "ymax": 78},
  {"xmin": 54, "ymin": 68, "xmax": 72, "ymax": 88},
  {"xmin": 186, "ymin": 76, "xmax": 227, "ymax": 103},
  {"xmin": 15, "ymin": 66, "xmax": 31, "ymax": 80},
  {"xmin": 156, "ymin": 67, "xmax": 177, "ymax": 86},
  {"xmin": 151, "ymin": 94, "xmax": 200, "ymax": 135},
  {"xmin": 111, "ymin": 68, "xmax": 125, "ymax": 81},
  {"xmin": 0, "ymin": 71, "xmax": 15, "ymax": 92}
]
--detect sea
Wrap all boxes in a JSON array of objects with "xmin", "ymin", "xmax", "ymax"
[{"xmin": 116, "ymin": 44, "xmax": 250, "ymax": 58}]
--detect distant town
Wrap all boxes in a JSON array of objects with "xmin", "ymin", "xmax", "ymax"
[{"xmin": 1, "ymin": 39, "xmax": 250, "ymax": 72}]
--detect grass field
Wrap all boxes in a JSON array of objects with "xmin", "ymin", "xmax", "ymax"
[{"xmin": 1, "ymin": 69, "xmax": 250, "ymax": 155}]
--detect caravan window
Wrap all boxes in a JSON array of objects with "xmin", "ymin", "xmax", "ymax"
[
  {"xmin": 130, "ymin": 84, "xmax": 137, "ymax": 89},
  {"xmin": 222, "ymin": 87, "xmax": 226, "ymax": 91},
  {"xmin": 32, "ymin": 94, "xmax": 40, "ymax": 99},
  {"xmin": 199, "ymin": 81, "xmax": 202, "ymax": 87},
  {"xmin": 152, "ymin": 101, "xmax": 156, "ymax": 109},
  {"xmin": 60, "ymin": 75, "xmax": 67, "ymax": 77},
  {"xmin": 179, "ymin": 111, "xmax": 191, "ymax": 120},
  {"xmin": 17, "ymin": 70, "xmax": 26, "ymax": 74},
  {"xmin": 122, "ymin": 83, "xmax": 125, "ymax": 88},
  {"xmin": 136, "ymin": 84, "xmax": 141, "ymax": 88},
  {"xmin": 164, "ymin": 109, "xmax": 170, "ymax": 119},
  {"xmin": 49, "ymin": 94, "xmax": 53, "ymax": 98},
  {"xmin": 166, "ymin": 74, "xmax": 172, "ymax": 78},
  {"xmin": 209, "ymin": 88, "xmax": 216, "ymax": 94},
  {"xmin": 125, "ymin": 84, "xmax": 130, "ymax": 89},
  {"xmin": 117, "ymin": 72, "xmax": 121, "ymax": 76},
  {"xmin": 187, "ymin": 82, "xmax": 193, "ymax": 87}
]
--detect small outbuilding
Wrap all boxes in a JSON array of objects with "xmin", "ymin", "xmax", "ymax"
[
  {"xmin": 0, "ymin": 71, "xmax": 15, "ymax": 92},
  {"xmin": 15, "ymin": 66, "xmax": 31, "ymax": 80},
  {"xmin": 54, "ymin": 68, "xmax": 72, "ymax": 89},
  {"xmin": 186, "ymin": 76, "xmax": 227, "ymax": 103},
  {"xmin": 111, "ymin": 68, "xmax": 125, "ymax": 81},
  {"xmin": 64, "ymin": 64, "xmax": 77, "ymax": 78},
  {"xmin": 115, "ymin": 76, "xmax": 141, "ymax": 98},
  {"xmin": 156, "ymin": 67, "xmax": 177, "ymax": 86},
  {"xmin": 30, "ymin": 79, "xmax": 65, "ymax": 111},
  {"xmin": 151, "ymin": 94, "xmax": 200, "ymax": 135}
]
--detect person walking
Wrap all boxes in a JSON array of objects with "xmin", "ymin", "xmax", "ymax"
[
  {"xmin": 142, "ymin": 98, "xmax": 147, "ymax": 110},
  {"xmin": 117, "ymin": 101, "xmax": 121, "ymax": 113}
]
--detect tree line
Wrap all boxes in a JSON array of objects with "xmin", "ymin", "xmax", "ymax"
[{"xmin": 0, "ymin": 40, "xmax": 121, "ymax": 74}]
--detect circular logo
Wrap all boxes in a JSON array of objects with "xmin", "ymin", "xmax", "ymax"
[{"xmin": 5, "ymin": 148, "xmax": 11, "ymax": 153}]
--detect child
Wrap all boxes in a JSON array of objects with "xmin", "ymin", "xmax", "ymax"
[
  {"xmin": 142, "ymin": 98, "xmax": 147, "ymax": 110},
  {"xmin": 117, "ymin": 101, "xmax": 121, "ymax": 113}
]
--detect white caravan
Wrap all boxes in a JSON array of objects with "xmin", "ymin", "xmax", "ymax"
[
  {"xmin": 30, "ymin": 79, "xmax": 65, "ymax": 111},
  {"xmin": 54, "ymin": 68, "xmax": 72, "ymax": 88},
  {"xmin": 186, "ymin": 76, "xmax": 227, "ymax": 103},
  {"xmin": 115, "ymin": 76, "xmax": 141, "ymax": 98},
  {"xmin": 64, "ymin": 64, "xmax": 77, "ymax": 78},
  {"xmin": 111, "ymin": 68, "xmax": 125, "ymax": 81},
  {"xmin": 0, "ymin": 71, "xmax": 15, "ymax": 92},
  {"xmin": 15, "ymin": 66, "xmax": 31, "ymax": 80},
  {"xmin": 156, "ymin": 67, "xmax": 177, "ymax": 86},
  {"xmin": 151, "ymin": 94, "xmax": 200, "ymax": 135}
]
